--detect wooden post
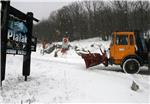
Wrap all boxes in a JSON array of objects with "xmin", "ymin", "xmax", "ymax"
[
  {"xmin": 1, "ymin": 1, "xmax": 10, "ymax": 86},
  {"xmin": 22, "ymin": 12, "xmax": 33, "ymax": 81}
]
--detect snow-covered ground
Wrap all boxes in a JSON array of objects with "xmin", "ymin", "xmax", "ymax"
[{"xmin": 0, "ymin": 37, "xmax": 150, "ymax": 103}]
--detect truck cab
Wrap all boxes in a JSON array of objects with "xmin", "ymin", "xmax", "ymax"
[{"xmin": 109, "ymin": 31, "xmax": 149, "ymax": 74}]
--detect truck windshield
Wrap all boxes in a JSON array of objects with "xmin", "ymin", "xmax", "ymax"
[{"xmin": 116, "ymin": 35, "xmax": 128, "ymax": 45}]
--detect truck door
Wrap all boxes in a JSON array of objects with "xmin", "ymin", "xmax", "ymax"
[
  {"xmin": 128, "ymin": 34, "xmax": 136, "ymax": 55},
  {"xmin": 115, "ymin": 34, "xmax": 129, "ymax": 63}
]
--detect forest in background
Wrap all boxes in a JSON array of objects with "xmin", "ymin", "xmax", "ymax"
[{"xmin": 33, "ymin": 1, "xmax": 150, "ymax": 42}]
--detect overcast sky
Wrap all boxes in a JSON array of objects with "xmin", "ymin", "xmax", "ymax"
[
  {"xmin": 10, "ymin": 1, "xmax": 74, "ymax": 21},
  {"xmin": 3, "ymin": 0, "xmax": 148, "ymax": 21}
]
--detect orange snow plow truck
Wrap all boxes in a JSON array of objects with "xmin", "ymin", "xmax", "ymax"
[{"xmin": 81, "ymin": 31, "xmax": 150, "ymax": 74}]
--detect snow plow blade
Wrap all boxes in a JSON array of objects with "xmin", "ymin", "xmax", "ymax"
[{"xmin": 81, "ymin": 53, "xmax": 102, "ymax": 68}]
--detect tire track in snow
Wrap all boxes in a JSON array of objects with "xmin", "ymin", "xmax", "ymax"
[{"xmin": 31, "ymin": 56, "xmax": 84, "ymax": 68}]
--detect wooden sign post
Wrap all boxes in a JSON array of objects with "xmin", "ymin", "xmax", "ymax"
[
  {"xmin": 1, "ymin": 1, "xmax": 39, "ymax": 86},
  {"xmin": 23, "ymin": 12, "xmax": 33, "ymax": 81},
  {"xmin": 1, "ymin": 1, "xmax": 10, "ymax": 85}
]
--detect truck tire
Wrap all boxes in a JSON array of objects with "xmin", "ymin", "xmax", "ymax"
[{"xmin": 123, "ymin": 58, "xmax": 140, "ymax": 74}]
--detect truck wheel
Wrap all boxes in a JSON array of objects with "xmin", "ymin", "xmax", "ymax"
[{"xmin": 123, "ymin": 58, "xmax": 140, "ymax": 74}]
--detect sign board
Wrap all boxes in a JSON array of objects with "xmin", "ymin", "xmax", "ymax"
[
  {"xmin": 6, "ymin": 15, "xmax": 28, "ymax": 55},
  {"xmin": 1, "ymin": 1, "xmax": 39, "ymax": 84}
]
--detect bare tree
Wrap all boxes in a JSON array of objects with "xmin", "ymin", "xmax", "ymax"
[{"xmin": 33, "ymin": 1, "xmax": 150, "ymax": 42}]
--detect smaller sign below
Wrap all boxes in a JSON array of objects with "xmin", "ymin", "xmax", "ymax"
[{"xmin": 6, "ymin": 49, "xmax": 27, "ymax": 55}]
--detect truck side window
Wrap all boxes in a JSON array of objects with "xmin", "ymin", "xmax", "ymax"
[
  {"xmin": 130, "ymin": 35, "xmax": 134, "ymax": 45},
  {"xmin": 116, "ymin": 35, "xmax": 128, "ymax": 45},
  {"xmin": 110, "ymin": 34, "xmax": 114, "ymax": 46}
]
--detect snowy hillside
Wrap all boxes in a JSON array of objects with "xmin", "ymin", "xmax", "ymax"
[{"xmin": 0, "ymin": 37, "xmax": 150, "ymax": 103}]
